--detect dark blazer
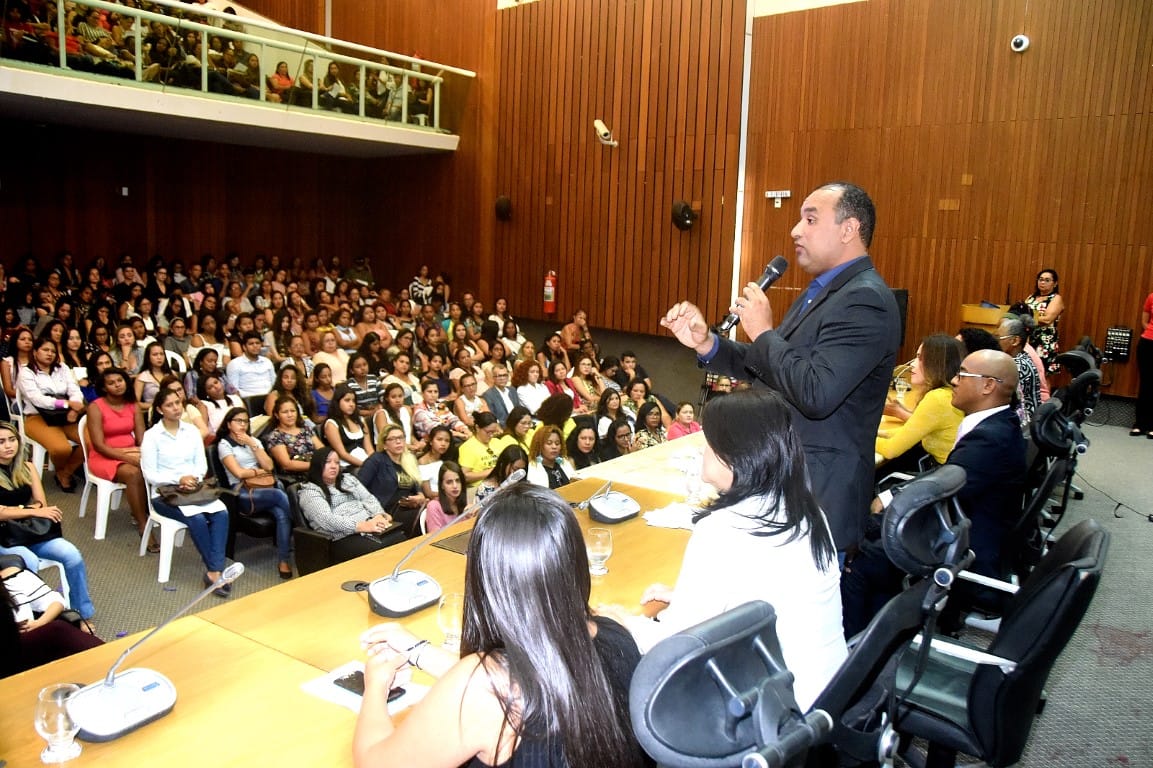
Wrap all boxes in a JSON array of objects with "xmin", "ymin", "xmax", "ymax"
[
  {"xmin": 481, "ymin": 385, "xmax": 521, "ymax": 427},
  {"xmin": 947, "ymin": 408, "xmax": 1028, "ymax": 578},
  {"xmin": 707, "ymin": 256, "xmax": 901, "ymax": 550}
]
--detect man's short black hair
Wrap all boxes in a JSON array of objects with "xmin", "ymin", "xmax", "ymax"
[{"xmin": 821, "ymin": 182, "xmax": 876, "ymax": 249}]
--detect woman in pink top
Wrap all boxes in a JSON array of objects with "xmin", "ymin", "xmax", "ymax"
[
  {"xmin": 423, "ymin": 461, "xmax": 467, "ymax": 533},
  {"xmin": 668, "ymin": 402, "xmax": 702, "ymax": 440},
  {"xmin": 86, "ymin": 367, "xmax": 149, "ymax": 536}
]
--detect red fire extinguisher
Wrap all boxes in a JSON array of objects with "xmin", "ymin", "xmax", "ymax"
[{"xmin": 543, "ymin": 270, "xmax": 557, "ymax": 315}]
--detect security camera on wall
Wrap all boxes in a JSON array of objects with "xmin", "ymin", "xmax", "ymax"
[{"xmin": 593, "ymin": 119, "xmax": 618, "ymax": 147}]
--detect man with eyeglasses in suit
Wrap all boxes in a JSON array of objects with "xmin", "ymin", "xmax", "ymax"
[{"xmin": 841, "ymin": 349, "xmax": 1027, "ymax": 637}]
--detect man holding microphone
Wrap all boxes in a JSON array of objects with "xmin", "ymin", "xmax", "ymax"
[{"xmin": 662, "ymin": 182, "xmax": 901, "ymax": 557}]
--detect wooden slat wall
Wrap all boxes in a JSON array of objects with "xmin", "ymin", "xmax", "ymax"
[
  {"xmin": 489, "ymin": 0, "xmax": 747, "ymax": 334},
  {"xmin": 744, "ymin": 0, "xmax": 1153, "ymax": 396}
]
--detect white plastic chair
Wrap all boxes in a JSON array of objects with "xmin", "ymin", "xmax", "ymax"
[
  {"xmin": 76, "ymin": 415, "xmax": 126, "ymax": 540},
  {"xmin": 38, "ymin": 557, "xmax": 70, "ymax": 609},
  {"xmin": 12, "ymin": 390, "xmax": 50, "ymax": 478},
  {"xmin": 165, "ymin": 350, "xmax": 186, "ymax": 374},
  {"xmin": 139, "ymin": 481, "xmax": 189, "ymax": 583}
]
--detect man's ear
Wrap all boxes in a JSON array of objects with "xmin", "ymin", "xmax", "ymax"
[{"xmin": 841, "ymin": 217, "xmax": 859, "ymax": 244}]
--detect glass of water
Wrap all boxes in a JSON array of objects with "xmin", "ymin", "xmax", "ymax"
[
  {"xmin": 894, "ymin": 377, "xmax": 910, "ymax": 404},
  {"xmin": 438, "ymin": 592, "xmax": 465, "ymax": 653},
  {"xmin": 585, "ymin": 527, "xmax": 613, "ymax": 576},
  {"xmin": 34, "ymin": 683, "xmax": 81, "ymax": 764}
]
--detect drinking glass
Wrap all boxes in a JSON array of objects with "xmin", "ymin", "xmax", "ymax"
[
  {"xmin": 585, "ymin": 527, "xmax": 613, "ymax": 576},
  {"xmin": 34, "ymin": 683, "xmax": 82, "ymax": 764},
  {"xmin": 438, "ymin": 592, "xmax": 465, "ymax": 653},
  {"xmin": 893, "ymin": 378, "xmax": 910, "ymax": 404}
]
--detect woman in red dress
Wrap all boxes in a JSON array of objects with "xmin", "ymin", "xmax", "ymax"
[{"xmin": 85, "ymin": 367, "xmax": 149, "ymax": 541}]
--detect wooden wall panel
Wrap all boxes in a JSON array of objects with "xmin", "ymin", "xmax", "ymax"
[
  {"xmin": 745, "ymin": 0, "xmax": 1153, "ymax": 397},
  {"xmin": 487, "ymin": 0, "xmax": 747, "ymax": 336}
]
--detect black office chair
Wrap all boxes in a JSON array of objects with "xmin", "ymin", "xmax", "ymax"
[
  {"xmin": 629, "ymin": 601, "xmax": 831, "ymax": 768},
  {"xmin": 286, "ymin": 483, "xmax": 333, "ymax": 576},
  {"xmin": 242, "ymin": 393, "xmax": 269, "ymax": 419},
  {"xmin": 207, "ymin": 445, "xmax": 278, "ymax": 559},
  {"xmin": 887, "ymin": 518, "xmax": 1108, "ymax": 768},
  {"xmin": 812, "ymin": 464, "xmax": 972, "ymax": 767}
]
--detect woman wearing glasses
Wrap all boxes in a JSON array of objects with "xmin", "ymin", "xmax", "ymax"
[
  {"xmin": 215, "ymin": 407, "xmax": 294, "ymax": 579},
  {"xmin": 456, "ymin": 412, "xmax": 501, "ymax": 490}
]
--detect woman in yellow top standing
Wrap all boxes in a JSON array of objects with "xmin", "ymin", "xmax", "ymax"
[{"xmin": 876, "ymin": 334, "xmax": 964, "ymax": 472}]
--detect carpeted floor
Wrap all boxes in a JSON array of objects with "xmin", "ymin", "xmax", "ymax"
[{"xmin": 29, "ymin": 379, "xmax": 1153, "ymax": 767}]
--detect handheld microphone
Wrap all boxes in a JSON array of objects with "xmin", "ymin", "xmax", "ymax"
[
  {"xmin": 68, "ymin": 563, "xmax": 245, "ymax": 742},
  {"xmin": 368, "ymin": 469, "xmax": 526, "ymax": 617},
  {"xmin": 716, "ymin": 255, "xmax": 789, "ymax": 334}
]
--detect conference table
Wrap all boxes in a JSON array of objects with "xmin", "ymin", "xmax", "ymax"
[{"xmin": 0, "ymin": 476, "xmax": 690, "ymax": 765}]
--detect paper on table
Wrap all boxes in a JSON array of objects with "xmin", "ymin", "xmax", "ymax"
[
  {"xmin": 642, "ymin": 502, "xmax": 697, "ymax": 530},
  {"xmin": 301, "ymin": 659, "xmax": 429, "ymax": 715}
]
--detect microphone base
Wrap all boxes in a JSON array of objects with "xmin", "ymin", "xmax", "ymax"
[
  {"xmin": 69, "ymin": 668, "xmax": 177, "ymax": 742},
  {"xmin": 368, "ymin": 570, "xmax": 443, "ymax": 617}
]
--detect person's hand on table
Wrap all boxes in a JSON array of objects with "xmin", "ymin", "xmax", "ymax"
[
  {"xmin": 357, "ymin": 514, "xmax": 393, "ymax": 534},
  {"xmin": 639, "ymin": 582, "xmax": 674, "ymax": 618}
]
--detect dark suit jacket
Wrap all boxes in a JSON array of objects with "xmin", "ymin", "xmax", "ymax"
[
  {"xmin": 947, "ymin": 408, "xmax": 1028, "ymax": 579},
  {"xmin": 482, "ymin": 386, "xmax": 521, "ymax": 427},
  {"xmin": 707, "ymin": 256, "xmax": 901, "ymax": 549}
]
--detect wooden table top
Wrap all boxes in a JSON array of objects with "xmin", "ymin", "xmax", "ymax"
[
  {"xmin": 0, "ymin": 479, "xmax": 690, "ymax": 766},
  {"xmin": 0, "ymin": 617, "xmax": 353, "ymax": 766},
  {"xmin": 200, "ymin": 478, "xmax": 691, "ymax": 671}
]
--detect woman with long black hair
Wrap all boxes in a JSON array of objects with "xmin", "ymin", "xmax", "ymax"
[
  {"xmin": 616, "ymin": 388, "xmax": 846, "ymax": 711},
  {"xmin": 353, "ymin": 483, "xmax": 648, "ymax": 768}
]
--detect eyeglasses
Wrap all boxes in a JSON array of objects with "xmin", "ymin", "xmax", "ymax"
[
  {"xmin": 955, "ymin": 371, "xmax": 1004, "ymax": 384},
  {"xmin": 384, "ymin": 435, "xmax": 405, "ymax": 442},
  {"xmin": 997, "ymin": 334, "xmax": 1019, "ymax": 341}
]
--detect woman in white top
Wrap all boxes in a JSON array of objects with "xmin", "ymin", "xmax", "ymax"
[
  {"xmin": 416, "ymin": 424, "xmax": 452, "ymax": 498},
  {"xmin": 312, "ymin": 330, "xmax": 350, "ymax": 384},
  {"xmin": 373, "ymin": 383, "xmax": 421, "ymax": 455},
  {"xmin": 189, "ymin": 312, "xmax": 231, "ymax": 367},
  {"xmin": 140, "ymin": 388, "xmax": 232, "ymax": 595},
  {"xmin": 195, "ymin": 372, "xmax": 245, "ymax": 434},
  {"xmin": 512, "ymin": 359, "xmax": 549, "ymax": 416},
  {"xmin": 614, "ymin": 389, "xmax": 846, "ymax": 711},
  {"xmin": 16, "ymin": 337, "xmax": 86, "ymax": 492},
  {"xmin": 381, "ymin": 351, "xmax": 420, "ymax": 405}
]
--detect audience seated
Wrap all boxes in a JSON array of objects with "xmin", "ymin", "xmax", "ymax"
[
  {"xmin": 841, "ymin": 349, "xmax": 1028, "ymax": 637},
  {"xmin": 85, "ymin": 367, "xmax": 149, "ymax": 537},
  {"xmin": 1, "ymin": 560, "xmax": 102, "ymax": 677},
  {"xmin": 356, "ymin": 424, "xmax": 426, "ymax": 536},
  {"xmin": 526, "ymin": 423, "xmax": 573, "ymax": 490},
  {"xmin": 297, "ymin": 448, "xmax": 405, "ymax": 563},
  {"xmin": 0, "ymin": 423, "xmax": 97, "ymax": 623},
  {"xmin": 140, "ymin": 388, "xmax": 232, "ymax": 597},
  {"xmin": 264, "ymin": 395, "xmax": 325, "ymax": 485}
]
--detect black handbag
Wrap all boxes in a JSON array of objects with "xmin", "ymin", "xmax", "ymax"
[
  {"xmin": 0, "ymin": 515, "xmax": 63, "ymax": 547},
  {"xmin": 156, "ymin": 478, "xmax": 231, "ymax": 507},
  {"xmin": 35, "ymin": 406, "xmax": 72, "ymax": 427}
]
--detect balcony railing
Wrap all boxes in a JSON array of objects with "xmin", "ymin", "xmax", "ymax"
[{"xmin": 0, "ymin": 0, "xmax": 475, "ymax": 136}]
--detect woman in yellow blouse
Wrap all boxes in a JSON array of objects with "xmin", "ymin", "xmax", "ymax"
[{"xmin": 876, "ymin": 334, "xmax": 964, "ymax": 470}]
